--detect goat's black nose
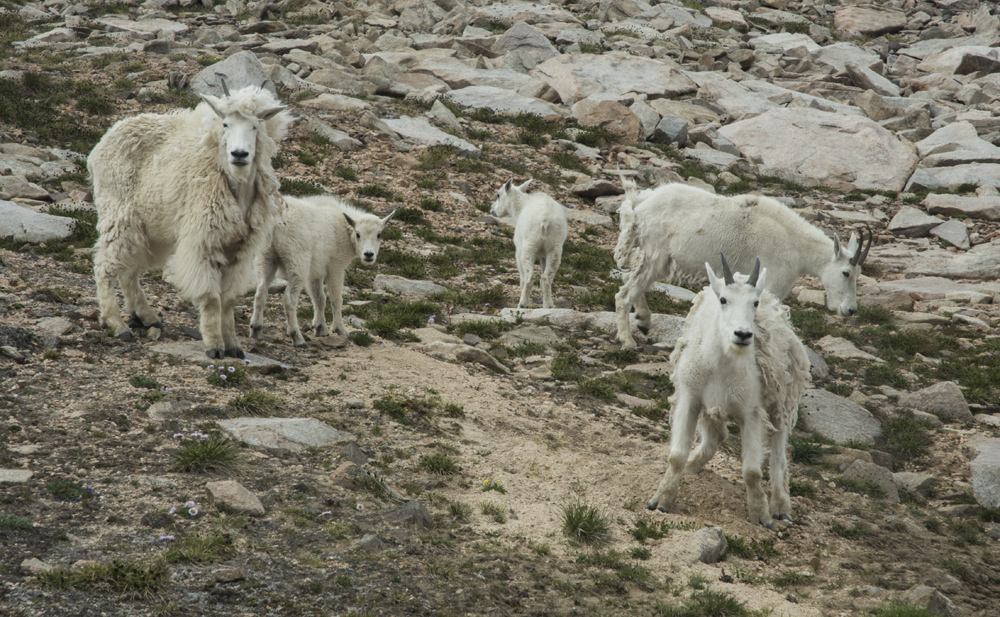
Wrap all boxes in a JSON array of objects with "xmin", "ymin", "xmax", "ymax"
[
  {"xmin": 847, "ymin": 308, "xmax": 857, "ymax": 316},
  {"xmin": 231, "ymin": 149, "xmax": 249, "ymax": 159},
  {"xmin": 734, "ymin": 330, "xmax": 753, "ymax": 342},
  {"xmin": 364, "ymin": 251, "xmax": 375, "ymax": 259}
]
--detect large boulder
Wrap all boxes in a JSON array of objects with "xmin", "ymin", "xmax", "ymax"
[
  {"xmin": 898, "ymin": 382, "xmax": 972, "ymax": 422},
  {"xmin": 444, "ymin": 86, "xmax": 565, "ymax": 118},
  {"xmin": 906, "ymin": 163, "xmax": 1000, "ymax": 192},
  {"xmin": 718, "ymin": 108, "xmax": 917, "ymax": 192},
  {"xmin": 381, "ymin": 116, "xmax": 480, "ymax": 156},
  {"xmin": 492, "ymin": 21, "xmax": 558, "ymax": 65},
  {"xmin": 0, "ymin": 201, "xmax": 76, "ymax": 243},
  {"xmin": 531, "ymin": 52, "xmax": 696, "ymax": 105},
  {"xmin": 190, "ymin": 50, "xmax": 276, "ymax": 97},
  {"xmin": 969, "ymin": 438, "xmax": 1000, "ymax": 508},
  {"xmin": 798, "ymin": 389, "xmax": 882, "ymax": 446},
  {"xmin": 887, "ymin": 206, "xmax": 944, "ymax": 238},
  {"xmin": 834, "ymin": 5, "xmax": 906, "ymax": 37},
  {"xmin": 571, "ymin": 98, "xmax": 643, "ymax": 143},
  {"xmin": 924, "ymin": 194, "xmax": 1000, "ymax": 222},
  {"xmin": 218, "ymin": 418, "xmax": 356, "ymax": 452}
]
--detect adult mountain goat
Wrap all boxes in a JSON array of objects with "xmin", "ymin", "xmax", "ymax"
[
  {"xmin": 490, "ymin": 179, "xmax": 568, "ymax": 309},
  {"xmin": 646, "ymin": 256, "xmax": 809, "ymax": 528},
  {"xmin": 614, "ymin": 181, "xmax": 871, "ymax": 350},
  {"xmin": 89, "ymin": 80, "xmax": 292, "ymax": 359},
  {"xmin": 249, "ymin": 195, "xmax": 395, "ymax": 346}
]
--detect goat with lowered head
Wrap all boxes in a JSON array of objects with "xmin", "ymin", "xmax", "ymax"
[
  {"xmin": 490, "ymin": 179, "xmax": 568, "ymax": 309},
  {"xmin": 646, "ymin": 255, "xmax": 809, "ymax": 528},
  {"xmin": 614, "ymin": 181, "xmax": 871, "ymax": 349},
  {"xmin": 89, "ymin": 77, "xmax": 292, "ymax": 358},
  {"xmin": 250, "ymin": 195, "xmax": 395, "ymax": 346}
]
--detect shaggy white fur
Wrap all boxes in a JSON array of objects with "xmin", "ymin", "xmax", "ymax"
[
  {"xmin": 613, "ymin": 181, "xmax": 871, "ymax": 349},
  {"xmin": 646, "ymin": 258, "xmax": 809, "ymax": 527},
  {"xmin": 250, "ymin": 195, "xmax": 394, "ymax": 345},
  {"xmin": 89, "ymin": 84, "xmax": 292, "ymax": 358},
  {"xmin": 490, "ymin": 179, "xmax": 568, "ymax": 309}
]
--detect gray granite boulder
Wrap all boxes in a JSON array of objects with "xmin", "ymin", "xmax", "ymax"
[
  {"xmin": 492, "ymin": 21, "xmax": 558, "ymax": 65},
  {"xmin": 970, "ymin": 438, "xmax": 1000, "ymax": 508},
  {"xmin": 898, "ymin": 381, "xmax": 972, "ymax": 422},
  {"xmin": 382, "ymin": 116, "xmax": 480, "ymax": 156},
  {"xmin": 218, "ymin": 418, "xmax": 356, "ymax": 452},
  {"xmin": 532, "ymin": 52, "xmax": 696, "ymax": 105},
  {"xmin": 893, "ymin": 472, "xmax": 935, "ymax": 499},
  {"xmin": 656, "ymin": 526, "xmax": 727, "ymax": 565},
  {"xmin": 843, "ymin": 459, "xmax": 899, "ymax": 502},
  {"xmin": 930, "ymin": 220, "xmax": 971, "ymax": 250},
  {"xmin": 190, "ymin": 50, "xmax": 275, "ymax": 97},
  {"xmin": 923, "ymin": 194, "xmax": 1000, "ymax": 222},
  {"xmin": 206, "ymin": 480, "xmax": 265, "ymax": 516},
  {"xmin": 444, "ymin": 86, "xmax": 565, "ymax": 117},
  {"xmin": 499, "ymin": 307, "xmax": 685, "ymax": 348},
  {"xmin": 373, "ymin": 274, "xmax": 448, "ymax": 298},
  {"xmin": 798, "ymin": 389, "xmax": 882, "ymax": 446},
  {"xmin": 900, "ymin": 585, "xmax": 963, "ymax": 617},
  {"xmin": 887, "ymin": 206, "xmax": 944, "ymax": 238},
  {"xmin": 0, "ymin": 201, "xmax": 76, "ymax": 243}
]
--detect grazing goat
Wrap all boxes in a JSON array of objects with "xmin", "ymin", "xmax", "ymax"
[
  {"xmin": 249, "ymin": 195, "xmax": 394, "ymax": 345},
  {"xmin": 614, "ymin": 181, "xmax": 871, "ymax": 349},
  {"xmin": 89, "ymin": 79, "xmax": 292, "ymax": 358},
  {"xmin": 646, "ymin": 255, "xmax": 809, "ymax": 528},
  {"xmin": 490, "ymin": 179, "xmax": 568, "ymax": 309}
]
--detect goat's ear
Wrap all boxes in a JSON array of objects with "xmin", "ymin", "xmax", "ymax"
[
  {"xmin": 705, "ymin": 262, "xmax": 723, "ymax": 295},
  {"xmin": 381, "ymin": 209, "xmax": 396, "ymax": 225},
  {"xmin": 201, "ymin": 95, "xmax": 226, "ymax": 120},
  {"xmin": 343, "ymin": 213, "xmax": 357, "ymax": 230},
  {"xmin": 832, "ymin": 235, "xmax": 841, "ymax": 259},
  {"xmin": 256, "ymin": 106, "xmax": 286, "ymax": 121},
  {"xmin": 516, "ymin": 179, "xmax": 532, "ymax": 192},
  {"xmin": 755, "ymin": 267, "xmax": 768, "ymax": 293},
  {"xmin": 845, "ymin": 231, "xmax": 860, "ymax": 255},
  {"xmin": 502, "ymin": 179, "xmax": 513, "ymax": 193}
]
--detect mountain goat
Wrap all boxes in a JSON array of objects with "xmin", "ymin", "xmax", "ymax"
[
  {"xmin": 614, "ymin": 181, "xmax": 871, "ymax": 350},
  {"xmin": 249, "ymin": 195, "xmax": 395, "ymax": 346},
  {"xmin": 646, "ymin": 255, "xmax": 809, "ymax": 528},
  {"xmin": 490, "ymin": 179, "xmax": 568, "ymax": 309},
  {"xmin": 89, "ymin": 79, "xmax": 292, "ymax": 358}
]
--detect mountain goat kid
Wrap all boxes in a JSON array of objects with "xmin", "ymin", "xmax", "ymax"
[
  {"xmin": 646, "ymin": 255, "xmax": 809, "ymax": 528},
  {"xmin": 89, "ymin": 80, "xmax": 291, "ymax": 359},
  {"xmin": 614, "ymin": 181, "xmax": 871, "ymax": 349},
  {"xmin": 250, "ymin": 195, "xmax": 394, "ymax": 346},
  {"xmin": 490, "ymin": 179, "xmax": 568, "ymax": 308}
]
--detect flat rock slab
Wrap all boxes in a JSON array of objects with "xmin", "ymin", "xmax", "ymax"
[
  {"xmin": 878, "ymin": 276, "xmax": 996, "ymax": 298},
  {"xmin": 799, "ymin": 389, "xmax": 882, "ymax": 446},
  {"xmin": 923, "ymin": 194, "xmax": 1000, "ymax": 222},
  {"xmin": 0, "ymin": 469, "xmax": 33, "ymax": 483},
  {"xmin": 373, "ymin": 274, "xmax": 448, "ymax": 298},
  {"xmin": 0, "ymin": 200, "xmax": 76, "ymax": 243},
  {"xmin": 969, "ymin": 438, "xmax": 1000, "ymax": 508},
  {"xmin": 816, "ymin": 335, "xmax": 882, "ymax": 362},
  {"xmin": 719, "ymin": 107, "xmax": 917, "ymax": 193},
  {"xmin": 655, "ymin": 527, "xmax": 728, "ymax": 565},
  {"xmin": 149, "ymin": 342, "xmax": 288, "ymax": 371},
  {"xmin": 906, "ymin": 163, "xmax": 1000, "ymax": 192},
  {"xmin": 499, "ymin": 308, "xmax": 686, "ymax": 348},
  {"xmin": 930, "ymin": 220, "xmax": 971, "ymax": 250},
  {"xmin": 205, "ymin": 480, "xmax": 265, "ymax": 516},
  {"xmin": 532, "ymin": 52, "xmax": 696, "ymax": 105},
  {"xmin": 191, "ymin": 50, "xmax": 277, "ymax": 97},
  {"xmin": 382, "ymin": 116, "xmax": 479, "ymax": 156},
  {"xmin": 444, "ymin": 85, "xmax": 563, "ymax": 118},
  {"xmin": 95, "ymin": 17, "xmax": 189, "ymax": 37},
  {"xmin": 887, "ymin": 206, "xmax": 943, "ymax": 237},
  {"xmin": 218, "ymin": 418, "xmax": 355, "ymax": 452}
]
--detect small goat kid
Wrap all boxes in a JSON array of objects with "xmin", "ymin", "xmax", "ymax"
[
  {"xmin": 490, "ymin": 179, "xmax": 568, "ymax": 309},
  {"xmin": 614, "ymin": 181, "xmax": 872, "ymax": 350},
  {"xmin": 250, "ymin": 195, "xmax": 394, "ymax": 345},
  {"xmin": 646, "ymin": 255, "xmax": 809, "ymax": 528},
  {"xmin": 89, "ymin": 79, "xmax": 291, "ymax": 358}
]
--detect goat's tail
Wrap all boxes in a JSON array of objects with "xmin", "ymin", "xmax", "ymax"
[{"xmin": 614, "ymin": 177, "xmax": 641, "ymax": 270}]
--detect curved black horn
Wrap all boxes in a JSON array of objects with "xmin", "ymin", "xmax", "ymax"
[
  {"xmin": 720, "ymin": 253, "xmax": 735, "ymax": 286},
  {"xmin": 260, "ymin": 79, "xmax": 270, "ymax": 91},
  {"xmin": 859, "ymin": 225, "xmax": 872, "ymax": 266},
  {"xmin": 747, "ymin": 257, "xmax": 761, "ymax": 287},
  {"xmin": 849, "ymin": 227, "xmax": 865, "ymax": 266},
  {"xmin": 216, "ymin": 73, "xmax": 230, "ymax": 97}
]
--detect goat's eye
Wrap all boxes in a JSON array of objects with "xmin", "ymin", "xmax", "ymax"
[
  {"xmin": 842, "ymin": 271, "xmax": 850, "ymax": 278},
  {"xmin": 754, "ymin": 301, "xmax": 759, "ymax": 308},
  {"xmin": 719, "ymin": 298, "xmax": 727, "ymax": 305},
  {"xmin": 356, "ymin": 232, "xmax": 360, "ymax": 239},
  {"xmin": 222, "ymin": 123, "xmax": 228, "ymax": 128},
  {"xmin": 377, "ymin": 233, "xmax": 381, "ymax": 239}
]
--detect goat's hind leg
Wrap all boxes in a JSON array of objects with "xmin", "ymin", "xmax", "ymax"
[
  {"xmin": 541, "ymin": 247, "xmax": 562, "ymax": 309},
  {"xmin": 308, "ymin": 278, "xmax": 329, "ymax": 337},
  {"xmin": 615, "ymin": 266, "xmax": 656, "ymax": 350},
  {"xmin": 634, "ymin": 293, "xmax": 653, "ymax": 335},
  {"xmin": 281, "ymin": 277, "xmax": 307, "ymax": 346},
  {"xmin": 250, "ymin": 258, "xmax": 278, "ymax": 339},
  {"xmin": 196, "ymin": 292, "xmax": 226, "ymax": 359},
  {"xmin": 769, "ymin": 423, "xmax": 792, "ymax": 521},
  {"xmin": 647, "ymin": 391, "xmax": 699, "ymax": 512},
  {"xmin": 120, "ymin": 262, "xmax": 162, "ymax": 330},
  {"xmin": 517, "ymin": 250, "xmax": 536, "ymax": 309},
  {"xmin": 93, "ymin": 245, "xmax": 133, "ymax": 340}
]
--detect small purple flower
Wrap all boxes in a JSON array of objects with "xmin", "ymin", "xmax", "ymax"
[
  {"xmin": 484, "ymin": 303, "xmax": 490, "ymax": 307},
  {"xmin": 428, "ymin": 315, "xmax": 436, "ymax": 324},
  {"xmin": 207, "ymin": 364, "xmax": 215, "ymax": 370},
  {"xmin": 220, "ymin": 375, "xmax": 227, "ymax": 381},
  {"xmin": 173, "ymin": 433, "xmax": 184, "ymax": 439},
  {"xmin": 159, "ymin": 535, "xmax": 174, "ymax": 541},
  {"xmin": 244, "ymin": 359, "xmax": 251, "ymax": 365},
  {"xmin": 356, "ymin": 503, "xmax": 364, "ymax": 511},
  {"xmin": 228, "ymin": 366, "xmax": 235, "ymax": 373},
  {"xmin": 185, "ymin": 501, "xmax": 195, "ymax": 508},
  {"xmin": 160, "ymin": 386, "xmax": 169, "ymax": 394},
  {"xmin": 188, "ymin": 507, "xmax": 198, "ymax": 516},
  {"xmin": 168, "ymin": 506, "xmax": 177, "ymax": 515},
  {"xmin": 219, "ymin": 366, "xmax": 226, "ymax": 371}
]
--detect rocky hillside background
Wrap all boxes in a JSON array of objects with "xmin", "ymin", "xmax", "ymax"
[{"xmin": 2, "ymin": 0, "xmax": 1000, "ymax": 615}]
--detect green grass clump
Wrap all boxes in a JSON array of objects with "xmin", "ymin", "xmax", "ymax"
[
  {"xmin": 654, "ymin": 590, "xmax": 768, "ymax": 617},
  {"xmin": 418, "ymin": 198, "xmax": 444, "ymax": 212},
  {"xmin": 280, "ymin": 178, "xmax": 323, "ymax": 197},
  {"xmin": 789, "ymin": 479, "xmax": 817, "ymax": 498},
  {"xmin": 856, "ymin": 305, "xmax": 892, "ymax": 325},
  {"xmin": 449, "ymin": 501, "xmax": 473, "ymax": 521},
  {"xmin": 357, "ymin": 184, "xmax": 398, "ymax": 200},
  {"xmin": 46, "ymin": 478, "xmax": 89, "ymax": 502},
  {"xmin": 334, "ymin": 166, "xmax": 358, "ymax": 180},
  {"xmin": 345, "ymin": 297, "xmax": 439, "ymax": 340},
  {"xmin": 171, "ymin": 435, "xmax": 243, "ymax": 474},
  {"xmin": 481, "ymin": 479, "xmax": 506, "ymax": 493},
  {"xmin": 789, "ymin": 436, "xmax": 833, "ymax": 464},
  {"xmin": 392, "ymin": 207, "xmax": 427, "ymax": 225},
  {"xmin": 562, "ymin": 502, "xmax": 611, "ymax": 545},
  {"xmin": 863, "ymin": 363, "xmax": 909, "ymax": 388},
  {"xmin": 879, "ymin": 411, "xmax": 933, "ymax": 462},
  {"xmin": 725, "ymin": 535, "xmax": 778, "ymax": 560},
  {"xmin": 32, "ymin": 286, "xmax": 80, "ymax": 304},
  {"xmin": 871, "ymin": 601, "xmax": 937, "ymax": 617},
  {"xmin": 129, "ymin": 374, "xmax": 160, "ymax": 390},
  {"xmin": 349, "ymin": 331, "xmax": 375, "ymax": 346},
  {"xmin": 480, "ymin": 501, "xmax": 507, "ymax": 524},
  {"xmin": 830, "ymin": 522, "xmax": 867, "ymax": 540},
  {"xmin": 825, "ymin": 381, "xmax": 853, "ymax": 397},
  {"xmin": 551, "ymin": 353, "xmax": 583, "ymax": 381},
  {"xmin": 630, "ymin": 546, "xmax": 652, "ymax": 560},
  {"xmin": 550, "ymin": 151, "xmax": 589, "ymax": 173},
  {"xmin": 453, "ymin": 320, "xmax": 509, "ymax": 340},
  {"xmin": 770, "ymin": 570, "xmax": 810, "ymax": 588},
  {"xmin": 372, "ymin": 394, "xmax": 438, "ymax": 425},
  {"xmin": 40, "ymin": 559, "xmax": 170, "ymax": 600},
  {"xmin": 0, "ymin": 512, "xmax": 33, "ymax": 530},
  {"xmin": 419, "ymin": 453, "xmax": 460, "ymax": 475},
  {"xmin": 206, "ymin": 363, "xmax": 248, "ymax": 387},
  {"xmin": 163, "ymin": 532, "xmax": 233, "ymax": 564},
  {"xmin": 631, "ymin": 518, "xmax": 673, "ymax": 543},
  {"xmin": 228, "ymin": 390, "xmax": 283, "ymax": 416},
  {"xmin": 0, "ymin": 74, "xmax": 110, "ymax": 152}
]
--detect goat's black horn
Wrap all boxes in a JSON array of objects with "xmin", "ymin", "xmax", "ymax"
[
  {"xmin": 720, "ymin": 253, "xmax": 735, "ymax": 286},
  {"xmin": 260, "ymin": 79, "xmax": 270, "ymax": 91},
  {"xmin": 747, "ymin": 257, "xmax": 761, "ymax": 287},
  {"xmin": 216, "ymin": 73, "xmax": 230, "ymax": 97},
  {"xmin": 849, "ymin": 227, "xmax": 865, "ymax": 266},
  {"xmin": 859, "ymin": 225, "xmax": 872, "ymax": 266}
]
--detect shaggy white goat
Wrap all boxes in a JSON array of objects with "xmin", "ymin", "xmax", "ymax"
[
  {"xmin": 646, "ymin": 255, "xmax": 809, "ymax": 527},
  {"xmin": 89, "ymin": 79, "xmax": 292, "ymax": 358},
  {"xmin": 249, "ymin": 195, "xmax": 394, "ymax": 345},
  {"xmin": 614, "ymin": 181, "xmax": 871, "ymax": 349},
  {"xmin": 490, "ymin": 179, "xmax": 568, "ymax": 308}
]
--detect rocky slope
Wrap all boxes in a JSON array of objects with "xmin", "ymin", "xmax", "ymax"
[{"xmin": 2, "ymin": 0, "xmax": 1000, "ymax": 615}]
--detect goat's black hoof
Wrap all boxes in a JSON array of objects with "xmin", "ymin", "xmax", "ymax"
[
  {"xmin": 249, "ymin": 325, "xmax": 262, "ymax": 339},
  {"xmin": 206, "ymin": 348, "xmax": 224, "ymax": 359},
  {"xmin": 116, "ymin": 331, "xmax": 134, "ymax": 342},
  {"xmin": 637, "ymin": 325, "xmax": 650, "ymax": 335},
  {"xmin": 128, "ymin": 314, "xmax": 144, "ymax": 328},
  {"xmin": 773, "ymin": 513, "xmax": 792, "ymax": 521},
  {"xmin": 645, "ymin": 503, "xmax": 657, "ymax": 511},
  {"xmin": 224, "ymin": 347, "xmax": 245, "ymax": 359},
  {"xmin": 761, "ymin": 521, "xmax": 775, "ymax": 531}
]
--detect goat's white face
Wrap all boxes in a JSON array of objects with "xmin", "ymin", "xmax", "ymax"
[
  {"xmin": 203, "ymin": 95, "xmax": 285, "ymax": 181},
  {"xmin": 345, "ymin": 210, "xmax": 395, "ymax": 266},
  {"xmin": 706, "ymin": 257, "xmax": 767, "ymax": 353},
  {"xmin": 489, "ymin": 179, "xmax": 532, "ymax": 218},
  {"xmin": 820, "ymin": 230, "xmax": 871, "ymax": 317}
]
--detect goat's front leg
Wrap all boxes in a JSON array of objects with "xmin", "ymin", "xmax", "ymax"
[
  {"xmin": 647, "ymin": 391, "xmax": 700, "ymax": 512},
  {"xmin": 633, "ymin": 292, "xmax": 652, "ymax": 336},
  {"xmin": 250, "ymin": 258, "xmax": 278, "ymax": 339},
  {"xmin": 196, "ymin": 292, "xmax": 226, "ymax": 359},
  {"xmin": 769, "ymin": 423, "xmax": 792, "ymax": 521},
  {"xmin": 685, "ymin": 413, "xmax": 727, "ymax": 475},
  {"xmin": 740, "ymin": 408, "xmax": 771, "ymax": 528},
  {"xmin": 93, "ymin": 246, "xmax": 133, "ymax": 341},
  {"xmin": 281, "ymin": 277, "xmax": 307, "ymax": 346},
  {"xmin": 220, "ymin": 295, "xmax": 244, "ymax": 358},
  {"xmin": 327, "ymin": 266, "xmax": 349, "ymax": 338},
  {"xmin": 308, "ymin": 277, "xmax": 329, "ymax": 336}
]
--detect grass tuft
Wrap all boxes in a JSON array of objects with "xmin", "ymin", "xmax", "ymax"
[
  {"xmin": 228, "ymin": 390, "xmax": 283, "ymax": 416},
  {"xmin": 40, "ymin": 559, "xmax": 170, "ymax": 601},
  {"xmin": 171, "ymin": 435, "xmax": 243, "ymax": 474},
  {"xmin": 0, "ymin": 512, "xmax": 33, "ymax": 530},
  {"xmin": 418, "ymin": 453, "xmax": 460, "ymax": 475},
  {"xmin": 562, "ymin": 502, "xmax": 611, "ymax": 545}
]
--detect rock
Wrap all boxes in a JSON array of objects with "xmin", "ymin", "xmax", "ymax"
[
  {"xmin": 887, "ymin": 206, "xmax": 944, "ymax": 238},
  {"xmin": 705, "ymin": 7, "xmax": 747, "ymax": 32},
  {"xmin": 877, "ymin": 277, "xmax": 992, "ymax": 300},
  {"xmin": 492, "ymin": 21, "xmax": 558, "ymax": 65},
  {"xmin": 412, "ymin": 327, "xmax": 462, "ymax": 345},
  {"xmin": 307, "ymin": 118, "xmax": 362, "ymax": 152},
  {"xmin": 218, "ymin": 418, "xmax": 356, "ymax": 452},
  {"xmin": 719, "ymin": 108, "xmax": 917, "ymax": 193},
  {"xmin": 329, "ymin": 461, "xmax": 360, "ymax": 488},
  {"xmin": 499, "ymin": 326, "xmax": 559, "ymax": 348},
  {"xmin": 805, "ymin": 347, "xmax": 829, "ymax": 380},
  {"xmin": 648, "ymin": 282, "xmax": 697, "ymax": 301},
  {"xmin": 571, "ymin": 98, "xmax": 642, "ymax": 143},
  {"xmin": 797, "ymin": 289, "xmax": 825, "ymax": 307},
  {"xmin": 354, "ymin": 533, "xmax": 385, "ymax": 551},
  {"xmin": 298, "ymin": 94, "xmax": 372, "ymax": 112},
  {"xmin": 146, "ymin": 400, "xmax": 195, "ymax": 420},
  {"xmin": 532, "ymin": 52, "xmax": 696, "ymax": 105},
  {"xmin": 812, "ymin": 43, "xmax": 882, "ymax": 72},
  {"xmin": 0, "ymin": 469, "xmax": 33, "ymax": 483},
  {"xmin": 380, "ymin": 500, "xmax": 433, "ymax": 526},
  {"xmin": 36, "ymin": 316, "xmax": 73, "ymax": 335},
  {"xmin": 898, "ymin": 382, "xmax": 972, "ymax": 422},
  {"xmin": 816, "ymin": 336, "xmax": 882, "ymax": 362},
  {"xmin": 861, "ymin": 290, "xmax": 914, "ymax": 312},
  {"xmin": 343, "ymin": 442, "xmax": 368, "ymax": 466},
  {"xmin": 930, "ymin": 220, "xmax": 971, "ymax": 250},
  {"xmin": 749, "ymin": 33, "xmax": 819, "ymax": 53},
  {"xmin": 564, "ymin": 208, "xmax": 612, "ymax": 228},
  {"xmin": 843, "ymin": 459, "xmax": 899, "ymax": 502},
  {"xmin": 845, "ymin": 64, "xmax": 900, "ymax": 98},
  {"xmin": 893, "ymin": 472, "xmax": 935, "ymax": 498},
  {"xmin": 95, "ymin": 17, "xmax": 189, "ymax": 38},
  {"xmin": 820, "ymin": 447, "xmax": 873, "ymax": 470},
  {"xmin": 20, "ymin": 558, "xmax": 53, "ymax": 574},
  {"xmin": 906, "ymin": 163, "xmax": 1000, "ymax": 192},
  {"xmin": 454, "ymin": 345, "xmax": 511, "ymax": 374},
  {"xmin": 373, "ymin": 274, "xmax": 448, "ymax": 298},
  {"xmin": 149, "ymin": 341, "xmax": 287, "ymax": 370},
  {"xmin": 429, "ymin": 99, "xmax": 461, "ymax": 133},
  {"xmin": 444, "ymin": 86, "xmax": 565, "ymax": 118},
  {"xmin": 798, "ymin": 389, "xmax": 882, "ymax": 446},
  {"xmin": 569, "ymin": 180, "xmax": 621, "ymax": 198},
  {"xmin": 652, "ymin": 115, "xmax": 688, "ymax": 145},
  {"xmin": 657, "ymin": 527, "xmax": 727, "ymax": 565},
  {"xmin": 212, "ymin": 567, "xmax": 246, "ymax": 583},
  {"xmin": 900, "ymin": 585, "xmax": 963, "ymax": 617},
  {"xmin": 190, "ymin": 50, "xmax": 274, "ymax": 97},
  {"xmin": 629, "ymin": 100, "xmax": 660, "ymax": 141},
  {"xmin": 917, "ymin": 45, "xmax": 998, "ymax": 76},
  {"xmin": 205, "ymin": 480, "xmax": 265, "ymax": 516},
  {"xmin": 834, "ymin": 5, "xmax": 906, "ymax": 36},
  {"xmin": 0, "ymin": 200, "xmax": 76, "ymax": 243},
  {"xmin": 499, "ymin": 307, "xmax": 685, "ymax": 349},
  {"xmin": 923, "ymin": 194, "xmax": 1000, "ymax": 222},
  {"xmin": 381, "ymin": 116, "xmax": 479, "ymax": 156},
  {"xmin": 697, "ymin": 79, "xmax": 778, "ymax": 120}
]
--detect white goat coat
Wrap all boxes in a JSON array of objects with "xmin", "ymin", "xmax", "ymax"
[{"xmin": 510, "ymin": 193, "xmax": 568, "ymax": 309}]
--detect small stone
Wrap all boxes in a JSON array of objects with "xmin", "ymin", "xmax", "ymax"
[
  {"xmin": 329, "ymin": 461, "xmax": 360, "ymax": 488},
  {"xmin": 463, "ymin": 333, "xmax": 482, "ymax": 346},
  {"xmin": 900, "ymin": 585, "xmax": 963, "ymax": 617},
  {"xmin": 345, "ymin": 399, "xmax": 365, "ymax": 409},
  {"xmin": 373, "ymin": 274, "xmax": 448, "ymax": 299},
  {"xmin": 354, "ymin": 533, "xmax": 385, "ymax": 552},
  {"xmin": 0, "ymin": 469, "xmax": 33, "ymax": 483},
  {"xmin": 212, "ymin": 567, "xmax": 246, "ymax": 583},
  {"xmin": 898, "ymin": 382, "xmax": 972, "ymax": 422},
  {"xmin": 205, "ymin": 480, "xmax": 265, "ymax": 516},
  {"xmin": 380, "ymin": 500, "xmax": 433, "ymax": 526},
  {"xmin": 343, "ymin": 442, "xmax": 367, "ymax": 466},
  {"xmin": 21, "ymin": 558, "xmax": 53, "ymax": 574},
  {"xmin": 843, "ymin": 459, "xmax": 900, "ymax": 502},
  {"xmin": 140, "ymin": 512, "xmax": 174, "ymax": 529}
]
